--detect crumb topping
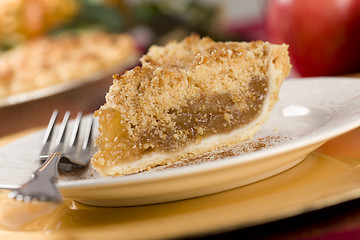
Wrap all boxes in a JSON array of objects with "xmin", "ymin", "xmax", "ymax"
[{"xmin": 102, "ymin": 35, "xmax": 287, "ymax": 139}]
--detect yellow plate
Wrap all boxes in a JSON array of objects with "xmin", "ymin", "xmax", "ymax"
[{"xmin": 0, "ymin": 152, "xmax": 359, "ymax": 239}]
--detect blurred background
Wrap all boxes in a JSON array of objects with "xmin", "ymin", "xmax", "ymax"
[
  {"xmin": 0, "ymin": 0, "xmax": 359, "ymax": 136},
  {"xmin": 0, "ymin": 0, "xmax": 266, "ymax": 49}
]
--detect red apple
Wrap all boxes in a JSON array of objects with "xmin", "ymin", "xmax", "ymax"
[{"xmin": 266, "ymin": 0, "xmax": 360, "ymax": 77}]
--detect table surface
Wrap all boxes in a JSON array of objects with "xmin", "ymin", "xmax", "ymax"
[{"xmin": 0, "ymin": 78, "xmax": 360, "ymax": 239}]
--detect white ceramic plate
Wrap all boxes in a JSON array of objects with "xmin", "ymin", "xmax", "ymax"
[{"xmin": 1, "ymin": 77, "xmax": 360, "ymax": 206}]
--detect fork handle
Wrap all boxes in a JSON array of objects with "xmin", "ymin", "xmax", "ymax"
[{"xmin": 32, "ymin": 152, "xmax": 62, "ymax": 181}]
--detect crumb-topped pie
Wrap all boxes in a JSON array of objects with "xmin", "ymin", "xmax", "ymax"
[
  {"xmin": 0, "ymin": 31, "xmax": 139, "ymax": 98},
  {"xmin": 92, "ymin": 34, "xmax": 291, "ymax": 176}
]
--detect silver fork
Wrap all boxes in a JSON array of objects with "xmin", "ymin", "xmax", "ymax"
[{"xmin": 8, "ymin": 110, "xmax": 94, "ymax": 202}]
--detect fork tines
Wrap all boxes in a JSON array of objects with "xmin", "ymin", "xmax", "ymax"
[
  {"xmin": 8, "ymin": 110, "xmax": 94, "ymax": 203},
  {"xmin": 39, "ymin": 110, "xmax": 94, "ymax": 168}
]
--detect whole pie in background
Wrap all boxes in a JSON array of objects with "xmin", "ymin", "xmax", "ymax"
[{"xmin": 0, "ymin": 31, "xmax": 139, "ymax": 98}]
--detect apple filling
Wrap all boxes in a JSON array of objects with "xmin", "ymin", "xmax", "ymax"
[
  {"xmin": 95, "ymin": 76, "xmax": 267, "ymax": 164},
  {"xmin": 140, "ymin": 76, "xmax": 267, "ymax": 151}
]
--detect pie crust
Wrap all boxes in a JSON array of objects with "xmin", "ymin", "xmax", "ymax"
[{"xmin": 92, "ymin": 34, "xmax": 291, "ymax": 176}]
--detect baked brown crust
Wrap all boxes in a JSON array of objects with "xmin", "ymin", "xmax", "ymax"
[
  {"xmin": 0, "ymin": 31, "xmax": 139, "ymax": 97},
  {"xmin": 92, "ymin": 34, "xmax": 291, "ymax": 176}
]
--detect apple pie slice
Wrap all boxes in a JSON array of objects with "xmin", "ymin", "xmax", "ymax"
[{"xmin": 92, "ymin": 35, "xmax": 291, "ymax": 176}]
